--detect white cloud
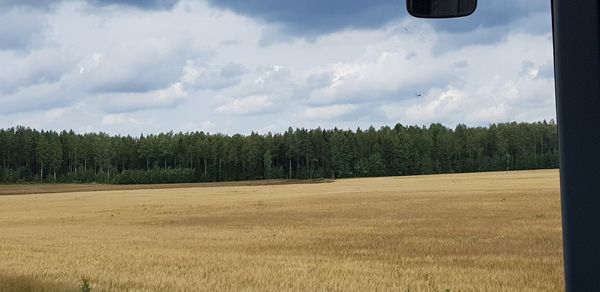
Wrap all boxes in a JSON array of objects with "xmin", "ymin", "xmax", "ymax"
[
  {"xmin": 216, "ymin": 95, "xmax": 274, "ymax": 116},
  {"xmin": 98, "ymin": 82, "xmax": 188, "ymax": 113},
  {"xmin": 75, "ymin": 39, "xmax": 194, "ymax": 94},
  {"xmin": 45, "ymin": 106, "xmax": 76, "ymax": 120},
  {"xmin": 302, "ymin": 104, "xmax": 359, "ymax": 120},
  {"xmin": 378, "ymin": 31, "xmax": 555, "ymax": 127},
  {"xmin": 182, "ymin": 61, "xmax": 246, "ymax": 90},
  {"xmin": 200, "ymin": 120, "xmax": 216, "ymax": 131},
  {"xmin": 102, "ymin": 114, "xmax": 141, "ymax": 126},
  {"xmin": 78, "ymin": 53, "xmax": 104, "ymax": 75},
  {"xmin": 0, "ymin": 48, "xmax": 75, "ymax": 94}
]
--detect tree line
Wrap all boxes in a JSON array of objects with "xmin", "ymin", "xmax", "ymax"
[{"xmin": 0, "ymin": 121, "xmax": 559, "ymax": 184}]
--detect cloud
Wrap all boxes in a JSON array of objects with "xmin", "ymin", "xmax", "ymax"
[
  {"xmin": 76, "ymin": 40, "xmax": 195, "ymax": 94},
  {"xmin": 0, "ymin": 7, "xmax": 49, "ymax": 50},
  {"xmin": 429, "ymin": 9, "xmax": 552, "ymax": 55},
  {"xmin": 0, "ymin": 49, "xmax": 75, "ymax": 94},
  {"xmin": 0, "ymin": 0, "xmax": 180, "ymax": 10},
  {"xmin": 212, "ymin": 64, "xmax": 299, "ymax": 110},
  {"xmin": 0, "ymin": 0, "xmax": 555, "ymax": 135},
  {"xmin": 305, "ymin": 34, "xmax": 453, "ymax": 105},
  {"xmin": 101, "ymin": 114, "xmax": 141, "ymax": 126},
  {"xmin": 206, "ymin": 0, "xmax": 401, "ymax": 37},
  {"xmin": 98, "ymin": 82, "xmax": 188, "ymax": 113},
  {"xmin": 302, "ymin": 104, "xmax": 359, "ymax": 121},
  {"xmin": 376, "ymin": 32, "xmax": 555, "ymax": 126},
  {"xmin": 0, "ymin": 1, "xmax": 56, "ymax": 10},
  {"xmin": 182, "ymin": 62, "xmax": 247, "ymax": 91},
  {"xmin": 430, "ymin": 0, "xmax": 550, "ymax": 33},
  {"xmin": 200, "ymin": 120, "xmax": 216, "ymax": 131},
  {"xmin": 0, "ymin": 0, "xmax": 249, "ymax": 117},
  {"xmin": 0, "ymin": 82, "xmax": 70, "ymax": 114},
  {"xmin": 380, "ymin": 72, "xmax": 555, "ymax": 126},
  {"xmin": 90, "ymin": 0, "xmax": 180, "ymax": 10},
  {"xmin": 206, "ymin": 0, "xmax": 550, "ymax": 41},
  {"xmin": 216, "ymin": 95, "xmax": 274, "ymax": 116}
]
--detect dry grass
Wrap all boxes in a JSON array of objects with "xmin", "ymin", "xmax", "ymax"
[{"xmin": 0, "ymin": 170, "xmax": 563, "ymax": 291}]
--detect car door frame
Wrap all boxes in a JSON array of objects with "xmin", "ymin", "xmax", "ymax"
[{"xmin": 552, "ymin": 0, "xmax": 600, "ymax": 290}]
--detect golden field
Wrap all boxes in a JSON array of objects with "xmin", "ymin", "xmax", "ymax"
[{"xmin": 0, "ymin": 170, "xmax": 563, "ymax": 291}]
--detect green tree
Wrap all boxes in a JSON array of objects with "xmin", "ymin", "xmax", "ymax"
[
  {"xmin": 49, "ymin": 134, "xmax": 63, "ymax": 181},
  {"xmin": 36, "ymin": 135, "xmax": 50, "ymax": 181},
  {"xmin": 367, "ymin": 153, "xmax": 386, "ymax": 177},
  {"xmin": 263, "ymin": 149, "xmax": 272, "ymax": 179},
  {"xmin": 330, "ymin": 130, "xmax": 352, "ymax": 178},
  {"xmin": 0, "ymin": 121, "xmax": 560, "ymax": 184}
]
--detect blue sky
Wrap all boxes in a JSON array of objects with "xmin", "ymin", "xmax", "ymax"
[{"xmin": 0, "ymin": 0, "xmax": 555, "ymax": 135}]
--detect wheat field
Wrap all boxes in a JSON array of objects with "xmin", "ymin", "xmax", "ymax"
[{"xmin": 0, "ymin": 170, "xmax": 563, "ymax": 291}]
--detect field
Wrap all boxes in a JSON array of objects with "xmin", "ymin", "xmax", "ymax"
[{"xmin": 0, "ymin": 170, "xmax": 563, "ymax": 291}]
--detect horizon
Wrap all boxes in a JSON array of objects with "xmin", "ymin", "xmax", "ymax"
[{"xmin": 0, "ymin": 119, "xmax": 557, "ymax": 137}]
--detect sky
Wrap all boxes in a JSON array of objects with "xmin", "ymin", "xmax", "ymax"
[{"xmin": 0, "ymin": 0, "xmax": 555, "ymax": 135}]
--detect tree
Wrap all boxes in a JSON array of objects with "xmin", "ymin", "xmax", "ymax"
[
  {"xmin": 263, "ymin": 149, "xmax": 273, "ymax": 179},
  {"xmin": 367, "ymin": 153, "xmax": 386, "ymax": 177},
  {"xmin": 158, "ymin": 133, "xmax": 173, "ymax": 170},
  {"xmin": 94, "ymin": 133, "xmax": 114, "ymax": 183},
  {"xmin": 0, "ymin": 121, "xmax": 560, "ymax": 184},
  {"xmin": 330, "ymin": 130, "xmax": 352, "ymax": 178},
  {"xmin": 36, "ymin": 135, "xmax": 50, "ymax": 181},
  {"xmin": 138, "ymin": 135, "xmax": 155, "ymax": 171},
  {"xmin": 284, "ymin": 128, "xmax": 296, "ymax": 179},
  {"xmin": 0, "ymin": 130, "xmax": 8, "ymax": 176},
  {"xmin": 49, "ymin": 134, "xmax": 63, "ymax": 181}
]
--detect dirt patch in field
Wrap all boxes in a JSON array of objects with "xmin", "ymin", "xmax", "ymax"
[{"xmin": 0, "ymin": 179, "xmax": 332, "ymax": 196}]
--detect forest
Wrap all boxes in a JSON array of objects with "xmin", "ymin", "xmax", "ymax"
[{"xmin": 0, "ymin": 121, "xmax": 559, "ymax": 184}]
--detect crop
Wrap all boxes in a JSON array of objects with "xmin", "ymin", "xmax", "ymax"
[{"xmin": 0, "ymin": 170, "xmax": 563, "ymax": 291}]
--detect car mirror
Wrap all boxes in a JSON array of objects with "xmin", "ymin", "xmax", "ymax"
[{"xmin": 407, "ymin": 0, "xmax": 477, "ymax": 18}]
